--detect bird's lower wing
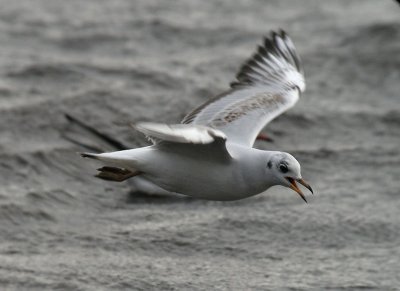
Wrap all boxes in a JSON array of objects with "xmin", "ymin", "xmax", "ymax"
[{"xmin": 63, "ymin": 113, "xmax": 129, "ymax": 152}]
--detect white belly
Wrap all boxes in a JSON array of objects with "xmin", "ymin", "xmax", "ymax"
[
  {"xmin": 137, "ymin": 150, "xmax": 259, "ymax": 201},
  {"xmin": 124, "ymin": 144, "xmax": 272, "ymax": 201}
]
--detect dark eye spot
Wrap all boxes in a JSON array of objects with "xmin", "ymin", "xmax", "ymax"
[
  {"xmin": 267, "ymin": 161, "xmax": 272, "ymax": 169},
  {"xmin": 279, "ymin": 164, "xmax": 288, "ymax": 173}
]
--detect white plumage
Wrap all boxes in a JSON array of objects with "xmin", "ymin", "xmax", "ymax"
[
  {"xmin": 81, "ymin": 30, "xmax": 313, "ymax": 202},
  {"xmin": 133, "ymin": 122, "xmax": 226, "ymax": 145}
]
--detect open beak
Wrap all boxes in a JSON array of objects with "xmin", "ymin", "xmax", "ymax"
[
  {"xmin": 298, "ymin": 178, "xmax": 313, "ymax": 195},
  {"xmin": 285, "ymin": 177, "xmax": 313, "ymax": 203}
]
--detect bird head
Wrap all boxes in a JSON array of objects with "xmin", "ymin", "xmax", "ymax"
[{"xmin": 267, "ymin": 152, "xmax": 313, "ymax": 203}]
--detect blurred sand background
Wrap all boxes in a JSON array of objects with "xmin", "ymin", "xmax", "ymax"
[{"xmin": 0, "ymin": 0, "xmax": 399, "ymax": 290}]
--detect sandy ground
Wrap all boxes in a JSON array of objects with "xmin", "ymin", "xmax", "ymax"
[{"xmin": 0, "ymin": 0, "xmax": 399, "ymax": 290}]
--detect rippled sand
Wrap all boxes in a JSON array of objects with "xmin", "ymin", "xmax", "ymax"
[{"xmin": 0, "ymin": 0, "xmax": 399, "ymax": 290}]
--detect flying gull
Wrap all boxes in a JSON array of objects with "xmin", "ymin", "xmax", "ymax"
[{"xmin": 80, "ymin": 30, "xmax": 313, "ymax": 202}]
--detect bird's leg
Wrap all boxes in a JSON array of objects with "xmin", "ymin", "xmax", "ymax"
[
  {"xmin": 256, "ymin": 133, "xmax": 274, "ymax": 142},
  {"xmin": 96, "ymin": 166, "xmax": 142, "ymax": 182}
]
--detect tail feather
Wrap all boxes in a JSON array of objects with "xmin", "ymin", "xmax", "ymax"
[
  {"xmin": 80, "ymin": 152, "xmax": 99, "ymax": 159},
  {"xmin": 80, "ymin": 150, "xmax": 137, "ymax": 164},
  {"xmin": 80, "ymin": 149, "xmax": 141, "ymax": 179}
]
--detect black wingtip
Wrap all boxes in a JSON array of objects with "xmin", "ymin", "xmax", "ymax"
[
  {"xmin": 231, "ymin": 29, "xmax": 303, "ymax": 90},
  {"xmin": 64, "ymin": 113, "xmax": 128, "ymax": 151},
  {"xmin": 64, "ymin": 113, "xmax": 73, "ymax": 122}
]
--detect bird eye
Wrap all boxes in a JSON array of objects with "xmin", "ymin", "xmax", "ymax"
[{"xmin": 279, "ymin": 164, "xmax": 288, "ymax": 173}]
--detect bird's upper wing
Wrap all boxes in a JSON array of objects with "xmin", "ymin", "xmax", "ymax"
[
  {"xmin": 133, "ymin": 122, "xmax": 232, "ymax": 161},
  {"xmin": 181, "ymin": 30, "xmax": 305, "ymax": 147}
]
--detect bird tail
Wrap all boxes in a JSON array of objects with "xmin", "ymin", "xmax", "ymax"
[
  {"xmin": 80, "ymin": 150, "xmax": 136, "ymax": 164},
  {"xmin": 80, "ymin": 150, "xmax": 141, "ymax": 182},
  {"xmin": 80, "ymin": 152, "xmax": 100, "ymax": 159}
]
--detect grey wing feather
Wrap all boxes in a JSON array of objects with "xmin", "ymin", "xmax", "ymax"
[{"xmin": 181, "ymin": 30, "xmax": 305, "ymax": 147}]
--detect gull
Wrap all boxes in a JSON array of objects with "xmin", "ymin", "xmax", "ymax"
[{"xmin": 80, "ymin": 30, "xmax": 313, "ymax": 202}]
